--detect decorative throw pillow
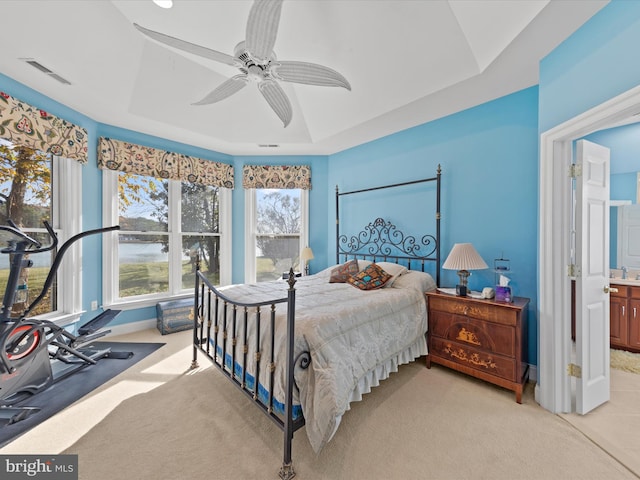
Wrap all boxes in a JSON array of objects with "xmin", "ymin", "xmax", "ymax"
[
  {"xmin": 347, "ymin": 263, "xmax": 392, "ymax": 290},
  {"xmin": 329, "ymin": 259, "xmax": 359, "ymax": 283}
]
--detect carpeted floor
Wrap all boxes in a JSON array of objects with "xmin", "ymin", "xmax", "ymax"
[
  {"xmin": 62, "ymin": 360, "xmax": 636, "ymax": 480},
  {"xmin": 610, "ymin": 348, "xmax": 640, "ymax": 374},
  {"xmin": 3, "ymin": 329, "xmax": 639, "ymax": 480},
  {"xmin": 0, "ymin": 341, "xmax": 164, "ymax": 447}
]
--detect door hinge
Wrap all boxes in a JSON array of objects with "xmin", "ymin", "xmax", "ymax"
[
  {"xmin": 567, "ymin": 363, "xmax": 582, "ymax": 378},
  {"xmin": 568, "ymin": 264, "xmax": 581, "ymax": 277},
  {"xmin": 569, "ymin": 164, "xmax": 582, "ymax": 178}
]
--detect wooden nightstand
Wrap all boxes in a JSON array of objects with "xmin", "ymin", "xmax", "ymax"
[{"xmin": 425, "ymin": 291, "xmax": 529, "ymax": 403}]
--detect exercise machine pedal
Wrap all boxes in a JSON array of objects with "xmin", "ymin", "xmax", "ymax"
[
  {"xmin": 0, "ymin": 406, "xmax": 40, "ymax": 425},
  {"xmin": 77, "ymin": 309, "xmax": 122, "ymax": 336}
]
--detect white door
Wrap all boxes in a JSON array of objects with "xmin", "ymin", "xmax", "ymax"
[{"xmin": 575, "ymin": 139, "xmax": 611, "ymax": 414}]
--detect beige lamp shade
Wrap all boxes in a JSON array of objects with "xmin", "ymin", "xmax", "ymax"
[
  {"xmin": 442, "ymin": 243, "xmax": 488, "ymax": 290},
  {"xmin": 301, "ymin": 247, "xmax": 314, "ymax": 262},
  {"xmin": 301, "ymin": 247, "xmax": 314, "ymax": 275},
  {"xmin": 442, "ymin": 243, "xmax": 488, "ymax": 271}
]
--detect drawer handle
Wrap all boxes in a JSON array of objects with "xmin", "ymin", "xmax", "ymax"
[{"xmin": 462, "ymin": 306, "xmax": 470, "ymax": 316}]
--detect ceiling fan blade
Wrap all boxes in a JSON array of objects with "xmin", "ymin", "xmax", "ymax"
[
  {"xmin": 134, "ymin": 23, "xmax": 238, "ymax": 67},
  {"xmin": 245, "ymin": 0, "xmax": 283, "ymax": 63},
  {"xmin": 258, "ymin": 80, "xmax": 292, "ymax": 127},
  {"xmin": 192, "ymin": 75, "xmax": 248, "ymax": 105},
  {"xmin": 271, "ymin": 61, "xmax": 351, "ymax": 90}
]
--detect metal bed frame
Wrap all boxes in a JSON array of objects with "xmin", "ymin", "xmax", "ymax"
[
  {"xmin": 335, "ymin": 164, "xmax": 442, "ymax": 285},
  {"xmin": 191, "ymin": 165, "xmax": 441, "ymax": 479}
]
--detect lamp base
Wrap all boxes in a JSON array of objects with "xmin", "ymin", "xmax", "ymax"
[{"xmin": 455, "ymin": 285, "xmax": 467, "ymax": 296}]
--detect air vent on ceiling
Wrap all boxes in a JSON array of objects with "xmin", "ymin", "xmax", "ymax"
[
  {"xmin": 20, "ymin": 58, "xmax": 71, "ymax": 85},
  {"xmin": 258, "ymin": 144, "xmax": 279, "ymax": 148}
]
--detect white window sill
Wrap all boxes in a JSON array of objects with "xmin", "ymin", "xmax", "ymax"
[
  {"xmin": 105, "ymin": 293, "xmax": 193, "ymax": 311},
  {"xmin": 30, "ymin": 311, "xmax": 84, "ymax": 328}
]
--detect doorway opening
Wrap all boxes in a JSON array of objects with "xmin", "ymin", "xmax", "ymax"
[{"xmin": 538, "ymin": 84, "xmax": 640, "ymax": 414}]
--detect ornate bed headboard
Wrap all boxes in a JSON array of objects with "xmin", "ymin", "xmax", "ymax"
[{"xmin": 335, "ymin": 165, "xmax": 442, "ymax": 286}]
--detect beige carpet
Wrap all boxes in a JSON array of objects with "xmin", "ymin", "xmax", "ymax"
[
  {"xmin": 611, "ymin": 348, "xmax": 640, "ymax": 374},
  {"xmin": 58, "ymin": 360, "xmax": 636, "ymax": 480}
]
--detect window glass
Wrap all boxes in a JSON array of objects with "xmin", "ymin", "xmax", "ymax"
[
  {"xmin": 180, "ymin": 183, "xmax": 220, "ymax": 288},
  {"xmin": 117, "ymin": 172, "xmax": 169, "ymax": 298},
  {"xmin": 108, "ymin": 171, "xmax": 223, "ymax": 302},
  {"xmin": 0, "ymin": 143, "xmax": 57, "ymax": 316},
  {"xmin": 255, "ymin": 189, "xmax": 301, "ymax": 282}
]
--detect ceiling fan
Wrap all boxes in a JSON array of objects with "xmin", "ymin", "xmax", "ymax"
[{"xmin": 134, "ymin": 0, "xmax": 351, "ymax": 127}]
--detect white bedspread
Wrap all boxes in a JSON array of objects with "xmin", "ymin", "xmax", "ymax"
[{"xmin": 211, "ymin": 268, "xmax": 435, "ymax": 453}]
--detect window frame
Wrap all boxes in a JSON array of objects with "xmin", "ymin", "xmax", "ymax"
[
  {"xmin": 0, "ymin": 154, "xmax": 83, "ymax": 325},
  {"xmin": 244, "ymin": 188, "xmax": 309, "ymax": 283},
  {"xmin": 102, "ymin": 169, "xmax": 231, "ymax": 310}
]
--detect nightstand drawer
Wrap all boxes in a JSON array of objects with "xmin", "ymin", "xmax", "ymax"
[
  {"xmin": 426, "ymin": 291, "xmax": 529, "ymax": 403},
  {"xmin": 430, "ymin": 337, "xmax": 516, "ymax": 382},
  {"xmin": 430, "ymin": 312, "xmax": 515, "ymax": 357},
  {"xmin": 428, "ymin": 295, "xmax": 519, "ymax": 326}
]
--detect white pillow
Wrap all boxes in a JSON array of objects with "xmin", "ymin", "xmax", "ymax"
[
  {"xmin": 357, "ymin": 259, "xmax": 372, "ymax": 270},
  {"xmin": 369, "ymin": 261, "xmax": 408, "ymax": 288},
  {"xmin": 392, "ymin": 270, "xmax": 436, "ymax": 292}
]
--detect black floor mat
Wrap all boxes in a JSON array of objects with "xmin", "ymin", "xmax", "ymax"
[{"xmin": 0, "ymin": 341, "xmax": 164, "ymax": 447}]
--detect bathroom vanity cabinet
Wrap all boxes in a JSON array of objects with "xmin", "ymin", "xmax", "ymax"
[{"xmin": 610, "ymin": 283, "xmax": 640, "ymax": 353}]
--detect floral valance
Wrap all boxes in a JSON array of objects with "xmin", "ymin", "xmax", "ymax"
[
  {"xmin": 242, "ymin": 165, "xmax": 311, "ymax": 189},
  {"xmin": 0, "ymin": 91, "xmax": 88, "ymax": 162},
  {"xmin": 97, "ymin": 137, "xmax": 234, "ymax": 188}
]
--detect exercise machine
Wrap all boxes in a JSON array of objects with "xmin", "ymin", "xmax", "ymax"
[{"xmin": 0, "ymin": 221, "xmax": 128, "ymax": 424}]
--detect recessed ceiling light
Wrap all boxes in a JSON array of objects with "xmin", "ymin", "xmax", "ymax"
[{"xmin": 153, "ymin": 0, "xmax": 173, "ymax": 9}]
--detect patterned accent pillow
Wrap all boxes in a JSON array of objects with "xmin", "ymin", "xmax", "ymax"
[
  {"xmin": 347, "ymin": 263, "xmax": 392, "ymax": 290},
  {"xmin": 329, "ymin": 259, "xmax": 359, "ymax": 283}
]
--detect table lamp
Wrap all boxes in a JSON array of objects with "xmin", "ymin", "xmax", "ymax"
[
  {"xmin": 442, "ymin": 243, "xmax": 488, "ymax": 296},
  {"xmin": 301, "ymin": 247, "xmax": 314, "ymax": 275}
]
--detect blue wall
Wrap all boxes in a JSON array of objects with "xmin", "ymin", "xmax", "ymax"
[
  {"xmin": 329, "ymin": 87, "xmax": 540, "ymax": 365},
  {"xmin": 584, "ymin": 123, "xmax": 640, "ymax": 270},
  {"xmin": 539, "ymin": 0, "xmax": 640, "ymax": 133},
  {"xmin": 586, "ymin": 123, "xmax": 640, "ymax": 176},
  {"xmin": 537, "ymin": 0, "xmax": 640, "ymax": 370},
  {"xmin": 0, "ymin": 72, "xmax": 541, "ymax": 365},
  {"xmin": 3, "ymin": 0, "xmax": 638, "ymax": 367}
]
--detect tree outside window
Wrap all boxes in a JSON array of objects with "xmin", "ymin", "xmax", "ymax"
[
  {"xmin": 0, "ymin": 142, "xmax": 57, "ymax": 316},
  {"xmin": 255, "ymin": 189, "xmax": 302, "ymax": 282},
  {"xmin": 114, "ymin": 172, "xmax": 221, "ymax": 299}
]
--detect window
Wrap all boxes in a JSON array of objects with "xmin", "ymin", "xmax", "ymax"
[
  {"xmin": 0, "ymin": 141, "xmax": 82, "ymax": 321},
  {"xmin": 103, "ymin": 170, "xmax": 231, "ymax": 308},
  {"xmin": 245, "ymin": 188, "xmax": 309, "ymax": 282}
]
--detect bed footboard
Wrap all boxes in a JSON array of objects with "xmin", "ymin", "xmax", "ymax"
[{"xmin": 191, "ymin": 264, "xmax": 305, "ymax": 480}]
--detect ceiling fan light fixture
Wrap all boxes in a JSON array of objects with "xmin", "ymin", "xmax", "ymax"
[{"xmin": 135, "ymin": 0, "xmax": 350, "ymax": 127}]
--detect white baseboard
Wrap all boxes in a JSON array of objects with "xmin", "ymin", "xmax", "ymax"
[
  {"xmin": 529, "ymin": 364, "xmax": 538, "ymax": 383},
  {"xmin": 106, "ymin": 318, "xmax": 156, "ymax": 337}
]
